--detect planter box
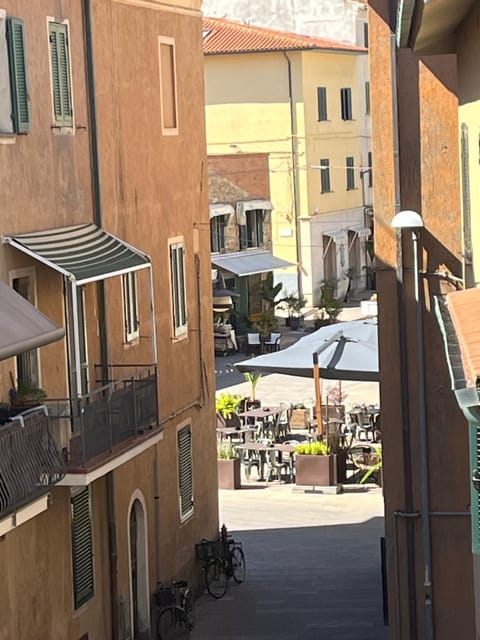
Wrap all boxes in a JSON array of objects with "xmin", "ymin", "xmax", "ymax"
[
  {"xmin": 295, "ymin": 452, "xmax": 347, "ymax": 487},
  {"xmin": 218, "ymin": 458, "xmax": 241, "ymax": 490}
]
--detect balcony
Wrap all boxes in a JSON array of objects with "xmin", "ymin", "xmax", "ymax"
[
  {"xmin": 0, "ymin": 407, "xmax": 65, "ymax": 521},
  {"xmin": 47, "ymin": 365, "xmax": 160, "ymax": 473}
]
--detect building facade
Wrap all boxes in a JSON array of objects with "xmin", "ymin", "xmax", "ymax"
[
  {"xmin": 369, "ymin": 0, "xmax": 477, "ymax": 638},
  {"xmin": 204, "ymin": 17, "xmax": 371, "ymax": 305},
  {"xmin": 0, "ymin": 1, "xmax": 217, "ymax": 639}
]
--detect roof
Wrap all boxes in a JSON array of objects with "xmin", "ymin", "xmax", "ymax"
[
  {"xmin": 3, "ymin": 224, "xmax": 151, "ymax": 285},
  {"xmin": 203, "ymin": 17, "xmax": 367, "ymax": 55}
]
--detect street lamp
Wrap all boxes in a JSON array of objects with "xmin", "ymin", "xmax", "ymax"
[{"xmin": 391, "ymin": 209, "xmax": 433, "ymax": 640}]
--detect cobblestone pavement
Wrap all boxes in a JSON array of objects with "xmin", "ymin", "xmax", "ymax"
[{"xmin": 191, "ymin": 484, "xmax": 388, "ymax": 640}]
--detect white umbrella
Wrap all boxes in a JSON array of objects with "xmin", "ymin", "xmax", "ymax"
[{"xmin": 235, "ymin": 319, "xmax": 379, "ymax": 435}]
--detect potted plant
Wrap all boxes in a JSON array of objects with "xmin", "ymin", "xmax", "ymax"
[
  {"xmin": 253, "ymin": 310, "xmax": 278, "ymax": 338},
  {"xmin": 243, "ymin": 372, "xmax": 262, "ymax": 410},
  {"xmin": 279, "ymin": 293, "xmax": 306, "ymax": 330},
  {"xmin": 9, "ymin": 380, "xmax": 47, "ymax": 412},
  {"xmin": 294, "ymin": 439, "xmax": 347, "ymax": 486},
  {"xmin": 319, "ymin": 278, "xmax": 343, "ymax": 324},
  {"xmin": 215, "ymin": 393, "xmax": 243, "ymax": 426},
  {"xmin": 217, "ymin": 441, "xmax": 241, "ymax": 490}
]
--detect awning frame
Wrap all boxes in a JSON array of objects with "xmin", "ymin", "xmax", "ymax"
[{"xmin": 3, "ymin": 227, "xmax": 158, "ymax": 398}]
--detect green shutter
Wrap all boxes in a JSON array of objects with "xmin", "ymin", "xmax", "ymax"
[
  {"xmin": 7, "ymin": 18, "xmax": 29, "ymax": 133},
  {"xmin": 49, "ymin": 22, "xmax": 72, "ymax": 126},
  {"xmin": 71, "ymin": 488, "xmax": 94, "ymax": 608},
  {"xmin": 178, "ymin": 425, "xmax": 193, "ymax": 519}
]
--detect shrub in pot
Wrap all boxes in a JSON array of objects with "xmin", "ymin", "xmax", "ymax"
[
  {"xmin": 215, "ymin": 393, "xmax": 243, "ymax": 426},
  {"xmin": 294, "ymin": 440, "xmax": 346, "ymax": 486},
  {"xmin": 217, "ymin": 441, "xmax": 241, "ymax": 490}
]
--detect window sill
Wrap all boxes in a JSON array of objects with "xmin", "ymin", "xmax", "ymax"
[
  {"xmin": 51, "ymin": 125, "xmax": 75, "ymax": 136},
  {"xmin": 0, "ymin": 134, "xmax": 16, "ymax": 144}
]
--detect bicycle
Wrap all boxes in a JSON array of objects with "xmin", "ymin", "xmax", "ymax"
[
  {"xmin": 154, "ymin": 580, "xmax": 195, "ymax": 639},
  {"xmin": 195, "ymin": 524, "xmax": 246, "ymax": 599}
]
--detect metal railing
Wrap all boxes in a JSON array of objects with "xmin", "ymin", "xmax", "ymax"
[
  {"xmin": 47, "ymin": 365, "xmax": 159, "ymax": 468},
  {"xmin": 0, "ymin": 407, "xmax": 65, "ymax": 520}
]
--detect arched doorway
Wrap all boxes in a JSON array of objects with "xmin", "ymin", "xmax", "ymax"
[{"xmin": 128, "ymin": 495, "xmax": 150, "ymax": 639}]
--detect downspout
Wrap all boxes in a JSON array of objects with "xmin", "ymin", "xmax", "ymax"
[
  {"xmin": 83, "ymin": 2, "xmax": 118, "ymax": 638},
  {"xmin": 390, "ymin": 32, "xmax": 418, "ymax": 638},
  {"xmin": 283, "ymin": 51, "xmax": 303, "ymax": 299}
]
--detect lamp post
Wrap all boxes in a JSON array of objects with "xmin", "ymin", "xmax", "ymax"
[{"xmin": 391, "ymin": 210, "xmax": 433, "ymax": 640}]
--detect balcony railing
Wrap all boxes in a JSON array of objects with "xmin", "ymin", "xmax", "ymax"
[
  {"xmin": 47, "ymin": 365, "xmax": 159, "ymax": 469},
  {"xmin": 0, "ymin": 407, "xmax": 65, "ymax": 520}
]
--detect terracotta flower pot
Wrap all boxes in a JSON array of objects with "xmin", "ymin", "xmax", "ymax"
[{"xmin": 217, "ymin": 458, "xmax": 241, "ymax": 490}]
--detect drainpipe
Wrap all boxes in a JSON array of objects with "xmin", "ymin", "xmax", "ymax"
[
  {"xmin": 283, "ymin": 51, "xmax": 303, "ymax": 299},
  {"xmin": 390, "ymin": 32, "xmax": 418, "ymax": 638},
  {"xmin": 83, "ymin": 3, "xmax": 118, "ymax": 638}
]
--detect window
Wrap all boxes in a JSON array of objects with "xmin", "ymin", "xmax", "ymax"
[
  {"xmin": 340, "ymin": 88, "xmax": 353, "ymax": 121},
  {"xmin": 169, "ymin": 240, "xmax": 187, "ymax": 337},
  {"xmin": 317, "ymin": 86, "xmax": 327, "ymax": 121},
  {"xmin": 48, "ymin": 21, "xmax": 73, "ymax": 127},
  {"xmin": 211, "ymin": 215, "xmax": 227, "ymax": 253},
  {"xmin": 320, "ymin": 159, "xmax": 331, "ymax": 194},
  {"xmin": 364, "ymin": 23, "xmax": 369, "ymax": 48},
  {"xmin": 178, "ymin": 424, "xmax": 193, "ymax": 521},
  {"xmin": 123, "ymin": 272, "xmax": 139, "ymax": 342},
  {"xmin": 368, "ymin": 152, "xmax": 373, "ymax": 188},
  {"xmin": 346, "ymin": 156, "xmax": 355, "ymax": 190},
  {"xmin": 158, "ymin": 36, "xmax": 178, "ymax": 134},
  {"xmin": 0, "ymin": 11, "xmax": 29, "ymax": 134},
  {"xmin": 71, "ymin": 487, "xmax": 94, "ymax": 609},
  {"xmin": 239, "ymin": 210, "xmax": 264, "ymax": 249},
  {"xmin": 365, "ymin": 81, "xmax": 370, "ymax": 115}
]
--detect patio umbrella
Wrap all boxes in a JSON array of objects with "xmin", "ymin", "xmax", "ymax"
[{"xmin": 235, "ymin": 319, "xmax": 379, "ymax": 435}]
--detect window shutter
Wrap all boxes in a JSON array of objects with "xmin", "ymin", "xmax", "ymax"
[
  {"xmin": 470, "ymin": 424, "xmax": 480, "ymax": 554},
  {"xmin": 320, "ymin": 159, "xmax": 330, "ymax": 193},
  {"xmin": 49, "ymin": 22, "xmax": 72, "ymax": 126},
  {"xmin": 178, "ymin": 425, "xmax": 193, "ymax": 519},
  {"xmin": 461, "ymin": 124, "xmax": 474, "ymax": 288},
  {"xmin": 7, "ymin": 18, "xmax": 29, "ymax": 133},
  {"xmin": 341, "ymin": 88, "xmax": 352, "ymax": 120},
  {"xmin": 71, "ymin": 488, "xmax": 94, "ymax": 608},
  {"xmin": 365, "ymin": 81, "xmax": 370, "ymax": 115},
  {"xmin": 346, "ymin": 156, "xmax": 355, "ymax": 190},
  {"xmin": 317, "ymin": 86, "xmax": 327, "ymax": 121}
]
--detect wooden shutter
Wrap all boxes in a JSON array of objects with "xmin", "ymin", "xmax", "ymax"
[
  {"xmin": 346, "ymin": 156, "xmax": 355, "ymax": 190},
  {"xmin": 320, "ymin": 159, "xmax": 330, "ymax": 193},
  {"xmin": 470, "ymin": 424, "xmax": 480, "ymax": 554},
  {"xmin": 317, "ymin": 86, "xmax": 327, "ymax": 121},
  {"xmin": 71, "ymin": 488, "xmax": 94, "ymax": 608},
  {"xmin": 7, "ymin": 18, "xmax": 29, "ymax": 133},
  {"xmin": 341, "ymin": 88, "xmax": 352, "ymax": 120},
  {"xmin": 49, "ymin": 22, "xmax": 72, "ymax": 126},
  {"xmin": 178, "ymin": 425, "xmax": 193, "ymax": 519}
]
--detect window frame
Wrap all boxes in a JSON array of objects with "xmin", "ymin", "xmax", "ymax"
[
  {"xmin": 368, "ymin": 151, "xmax": 373, "ymax": 188},
  {"xmin": 317, "ymin": 86, "xmax": 327, "ymax": 121},
  {"xmin": 240, "ymin": 209, "xmax": 264, "ymax": 250},
  {"xmin": 210, "ymin": 215, "xmax": 227, "ymax": 253},
  {"xmin": 320, "ymin": 159, "xmax": 331, "ymax": 194},
  {"xmin": 122, "ymin": 271, "xmax": 140, "ymax": 343},
  {"xmin": 340, "ymin": 87, "xmax": 353, "ymax": 121},
  {"xmin": 47, "ymin": 17, "xmax": 74, "ymax": 129},
  {"xmin": 0, "ymin": 12, "xmax": 30, "ymax": 135},
  {"xmin": 346, "ymin": 156, "xmax": 355, "ymax": 190},
  {"xmin": 158, "ymin": 35, "xmax": 178, "ymax": 136},
  {"xmin": 71, "ymin": 486, "xmax": 94, "ymax": 610},
  {"xmin": 177, "ymin": 422, "xmax": 194, "ymax": 522},
  {"xmin": 169, "ymin": 238, "xmax": 188, "ymax": 338},
  {"xmin": 365, "ymin": 81, "xmax": 370, "ymax": 116}
]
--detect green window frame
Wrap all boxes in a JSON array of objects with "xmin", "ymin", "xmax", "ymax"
[
  {"xmin": 317, "ymin": 86, "xmax": 327, "ymax": 121},
  {"xmin": 7, "ymin": 17, "xmax": 29, "ymax": 133},
  {"xmin": 48, "ymin": 21, "xmax": 73, "ymax": 126},
  {"xmin": 211, "ymin": 215, "xmax": 227, "ymax": 253},
  {"xmin": 320, "ymin": 159, "xmax": 331, "ymax": 193},
  {"xmin": 71, "ymin": 487, "xmax": 94, "ymax": 609},
  {"xmin": 340, "ymin": 88, "xmax": 353, "ymax": 121},
  {"xmin": 178, "ymin": 425, "xmax": 193, "ymax": 521},
  {"xmin": 346, "ymin": 156, "xmax": 355, "ymax": 190}
]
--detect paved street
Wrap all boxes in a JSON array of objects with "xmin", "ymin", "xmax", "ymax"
[{"xmin": 191, "ymin": 485, "xmax": 387, "ymax": 639}]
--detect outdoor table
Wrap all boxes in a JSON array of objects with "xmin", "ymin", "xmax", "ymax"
[
  {"xmin": 216, "ymin": 426, "xmax": 256, "ymax": 443},
  {"xmin": 237, "ymin": 406, "xmax": 284, "ymax": 440}
]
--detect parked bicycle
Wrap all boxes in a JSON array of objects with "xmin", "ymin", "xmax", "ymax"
[
  {"xmin": 154, "ymin": 580, "xmax": 195, "ymax": 639},
  {"xmin": 195, "ymin": 524, "xmax": 246, "ymax": 599}
]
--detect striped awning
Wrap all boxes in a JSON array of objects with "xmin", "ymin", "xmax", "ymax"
[
  {"xmin": 3, "ymin": 224, "xmax": 151, "ymax": 285},
  {"xmin": 211, "ymin": 249, "xmax": 293, "ymax": 276}
]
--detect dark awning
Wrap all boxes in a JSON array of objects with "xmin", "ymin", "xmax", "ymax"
[
  {"xmin": 211, "ymin": 250, "xmax": 293, "ymax": 277},
  {"xmin": 3, "ymin": 224, "xmax": 151, "ymax": 285},
  {"xmin": 0, "ymin": 280, "xmax": 65, "ymax": 361}
]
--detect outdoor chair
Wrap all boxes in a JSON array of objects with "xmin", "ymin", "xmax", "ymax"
[
  {"xmin": 245, "ymin": 333, "xmax": 262, "ymax": 356},
  {"xmin": 276, "ymin": 402, "xmax": 292, "ymax": 440},
  {"xmin": 266, "ymin": 449, "xmax": 292, "ymax": 482},
  {"xmin": 240, "ymin": 448, "xmax": 262, "ymax": 480},
  {"xmin": 263, "ymin": 332, "xmax": 282, "ymax": 352}
]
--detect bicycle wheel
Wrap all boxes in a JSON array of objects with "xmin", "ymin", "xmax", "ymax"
[
  {"xmin": 231, "ymin": 546, "xmax": 246, "ymax": 584},
  {"xmin": 182, "ymin": 587, "xmax": 195, "ymax": 628},
  {"xmin": 205, "ymin": 558, "xmax": 228, "ymax": 599},
  {"xmin": 156, "ymin": 606, "xmax": 191, "ymax": 640}
]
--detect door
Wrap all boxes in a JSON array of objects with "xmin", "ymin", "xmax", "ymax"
[
  {"xmin": 348, "ymin": 231, "xmax": 361, "ymax": 292},
  {"xmin": 129, "ymin": 497, "xmax": 150, "ymax": 639},
  {"xmin": 130, "ymin": 503, "xmax": 139, "ymax": 638}
]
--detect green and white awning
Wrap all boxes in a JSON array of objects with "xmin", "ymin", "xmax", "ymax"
[{"xmin": 3, "ymin": 224, "xmax": 151, "ymax": 285}]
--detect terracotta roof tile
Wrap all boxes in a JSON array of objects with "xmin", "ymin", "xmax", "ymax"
[
  {"xmin": 446, "ymin": 288, "xmax": 480, "ymax": 387},
  {"xmin": 202, "ymin": 17, "xmax": 367, "ymax": 55}
]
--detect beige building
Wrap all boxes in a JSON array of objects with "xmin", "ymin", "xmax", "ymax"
[
  {"xmin": 203, "ymin": 17, "xmax": 372, "ymax": 304},
  {"xmin": 0, "ymin": 1, "xmax": 217, "ymax": 639}
]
